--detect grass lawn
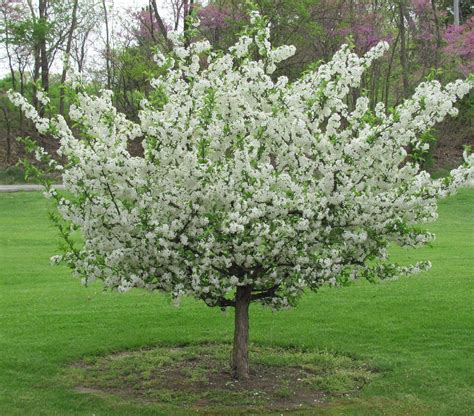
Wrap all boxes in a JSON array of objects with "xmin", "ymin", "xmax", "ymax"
[{"xmin": 0, "ymin": 189, "xmax": 473, "ymax": 415}]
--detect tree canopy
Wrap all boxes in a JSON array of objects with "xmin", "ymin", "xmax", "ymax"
[{"xmin": 8, "ymin": 10, "xmax": 473, "ymax": 379}]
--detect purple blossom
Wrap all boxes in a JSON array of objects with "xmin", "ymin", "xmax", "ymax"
[
  {"xmin": 334, "ymin": 3, "xmax": 385, "ymax": 53},
  {"xmin": 410, "ymin": 0, "xmax": 431, "ymax": 15},
  {"xmin": 133, "ymin": 8, "xmax": 171, "ymax": 41},
  {"xmin": 443, "ymin": 17, "xmax": 474, "ymax": 75},
  {"xmin": 408, "ymin": 0, "xmax": 446, "ymax": 64},
  {"xmin": 197, "ymin": 4, "xmax": 230, "ymax": 31}
]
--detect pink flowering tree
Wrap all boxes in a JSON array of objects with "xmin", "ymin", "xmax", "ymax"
[
  {"xmin": 197, "ymin": 3, "xmax": 231, "ymax": 43},
  {"xmin": 8, "ymin": 12, "xmax": 474, "ymax": 380},
  {"xmin": 409, "ymin": 0, "xmax": 443, "ymax": 67},
  {"xmin": 132, "ymin": 7, "xmax": 171, "ymax": 42},
  {"xmin": 197, "ymin": 3, "xmax": 229, "ymax": 31},
  {"xmin": 336, "ymin": 1, "xmax": 386, "ymax": 54},
  {"xmin": 443, "ymin": 16, "xmax": 474, "ymax": 76}
]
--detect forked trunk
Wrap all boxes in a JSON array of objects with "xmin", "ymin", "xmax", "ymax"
[{"xmin": 232, "ymin": 285, "xmax": 251, "ymax": 379}]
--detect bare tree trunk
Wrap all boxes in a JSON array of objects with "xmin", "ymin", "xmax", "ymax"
[
  {"xmin": 39, "ymin": 1, "xmax": 49, "ymax": 89},
  {"xmin": 172, "ymin": 0, "xmax": 184, "ymax": 31},
  {"xmin": 59, "ymin": 0, "xmax": 79, "ymax": 115},
  {"xmin": 453, "ymin": 0, "xmax": 460, "ymax": 25},
  {"xmin": 1, "ymin": 10, "xmax": 18, "ymax": 160},
  {"xmin": 232, "ymin": 286, "xmax": 251, "ymax": 380},
  {"xmin": 183, "ymin": 0, "xmax": 190, "ymax": 46},
  {"xmin": 32, "ymin": 50, "xmax": 41, "ymax": 110},
  {"xmin": 371, "ymin": 64, "xmax": 380, "ymax": 109},
  {"xmin": 384, "ymin": 31, "xmax": 400, "ymax": 109},
  {"xmin": 1, "ymin": 104, "xmax": 12, "ymax": 164},
  {"xmin": 183, "ymin": 0, "xmax": 195, "ymax": 41},
  {"xmin": 27, "ymin": 0, "xmax": 40, "ymax": 110},
  {"xmin": 102, "ymin": 0, "xmax": 112, "ymax": 89},
  {"xmin": 398, "ymin": 0, "xmax": 409, "ymax": 99},
  {"xmin": 148, "ymin": 2, "xmax": 156, "ymax": 42},
  {"xmin": 2, "ymin": 10, "xmax": 16, "ymax": 91},
  {"xmin": 431, "ymin": 0, "xmax": 442, "ymax": 68},
  {"xmin": 183, "ymin": 0, "xmax": 196, "ymax": 47},
  {"xmin": 18, "ymin": 62, "xmax": 25, "ymax": 134},
  {"xmin": 76, "ymin": 27, "xmax": 92, "ymax": 73},
  {"xmin": 39, "ymin": 0, "xmax": 49, "ymax": 116},
  {"xmin": 150, "ymin": 0, "xmax": 173, "ymax": 50}
]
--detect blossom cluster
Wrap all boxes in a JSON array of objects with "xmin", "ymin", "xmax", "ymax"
[{"xmin": 9, "ymin": 12, "xmax": 473, "ymax": 308}]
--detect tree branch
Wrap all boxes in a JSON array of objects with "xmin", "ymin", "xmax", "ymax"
[
  {"xmin": 250, "ymin": 284, "xmax": 280, "ymax": 301},
  {"xmin": 216, "ymin": 297, "xmax": 235, "ymax": 307},
  {"xmin": 149, "ymin": 0, "xmax": 173, "ymax": 50}
]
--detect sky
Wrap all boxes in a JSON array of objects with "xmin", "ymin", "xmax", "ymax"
[{"xmin": 115, "ymin": 0, "xmax": 148, "ymax": 7}]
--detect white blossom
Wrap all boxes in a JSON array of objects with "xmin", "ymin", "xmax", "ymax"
[{"xmin": 8, "ymin": 14, "xmax": 473, "ymax": 309}]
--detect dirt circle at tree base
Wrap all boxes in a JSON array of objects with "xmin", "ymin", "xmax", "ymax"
[{"xmin": 65, "ymin": 343, "xmax": 378, "ymax": 414}]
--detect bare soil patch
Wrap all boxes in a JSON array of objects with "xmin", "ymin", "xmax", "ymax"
[{"xmin": 66, "ymin": 343, "xmax": 377, "ymax": 414}]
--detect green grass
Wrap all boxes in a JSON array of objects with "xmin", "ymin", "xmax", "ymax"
[{"xmin": 0, "ymin": 189, "xmax": 473, "ymax": 415}]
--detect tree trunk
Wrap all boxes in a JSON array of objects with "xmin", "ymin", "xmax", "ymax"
[
  {"xmin": 59, "ymin": 0, "xmax": 79, "ymax": 116},
  {"xmin": 398, "ymin": 0, "xmax": 409, "ymax": 99},
  {"xmin": 384, "ymin": 30, "xmax": 400, "ymax": 109},
  {"xmin": 28, "ymin": 0, "xmax": 41, "ymax": 111},
  {"xmin": 39, "ymin": 2, "xmax": 49, "ymax": 87},
  {"xmin": 453, "ymin": 0, "xmax": 460, "ymax": 26},
  {"xmin": 183, "ymin": 0, "xmax": 195, "ymax": 46},
  {"xmin": 18, "ymin": 64, "xmax": 25, "ymax": 134},
  {"xmin": 102, "ymin": 0, "xmax": 112, "ymax": 89},
  {"xmin": 148, "ymin": 3, "xmax": 156, "ymax": 42},
  {"xmin": 2, "ymin": 9, "xmax": 17, "ymax": 91},
  {"xmin": 150, "ymin": 0, "xmax": 173, "ymax": 50},
  {"xmin": 1, "ymin": 104, "xmax": 12, "ymax": 164},
  {"xmin": 232, "ymin": 285, "xmax": 251, "ymax": 380},
  {"xmin": 38, "ymin": 0, "xmax": 49, "ymax": 116},
  {"xmin": 431, "ymin": 0, "xmax": 442, "ymax": 68}
]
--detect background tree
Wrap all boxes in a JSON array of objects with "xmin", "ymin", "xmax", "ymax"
[
  {"xmin": 0, "ymin": 0, "xmax": 473, "ymax": 176},
  {"xmin": 102, "ymin": 0, "xmax": 111, "ymax": 89},
  {"xmin": 58, "ymin": 0, "xmax": 78, "ymax": 115}
]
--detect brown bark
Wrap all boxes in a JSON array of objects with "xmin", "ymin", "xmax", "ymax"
[
  {"xmin": 431, "ymin": 0, "xmax": 442, "ymax": 68},
  {"xmin": 75, "ymin": 27, "xmax": 92, "ymax": 73},
  {"xmin": 32, "ymin": 50, "xmax": 40, "ymax": 110},
  {"xmin": 150, "ymin": 0, "xmax": 173, "ymax": 50},
  {"xmin": 398, "ymin": 0, "xmax": 409, "ymax": 99},
  {"xmin": 148, "ymin": 4, "xmax": 156, "ymax": 42},
  {"xmin": 2, "ymin": 9, "xmax": 16, "ymax": 91},
  {"xmin": 1, "ymin": 104, "xmax": 12, "ymax": 164},
  {"xmin": 183, "ymin": 0, "xmax": 195, "ymax": 44},
  {"xmin": 17, "ymin": 57, "xmax": 25, "ymax": 133},
  {"xmin": 59, "ymin": 0, "xmax": 79, "ymax": 116},
  {"xmin": 27, "ymin": 0, "xmax": 40, "ymax": 110},
  {"xmin": 384, "ymin": 30, "xmax": 400, "ymax": 109},
  {"xmin": 102, "ymin": 0, "xmax": 111, "ymax": 89},
  {"xmin": 39, "ymin": 0, "xmax": 49, "ymax": 115},
  {"xmin": 232, "ymin": 285, "xmax": 252, "ymax": 380}
]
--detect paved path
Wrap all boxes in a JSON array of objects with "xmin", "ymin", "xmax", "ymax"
[{"xmin": 0, "ymin": 184, "xmax": 64, "ymax": 192}]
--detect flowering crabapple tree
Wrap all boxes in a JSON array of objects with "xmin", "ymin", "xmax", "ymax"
[{"xmin": 8, "ymin": 12, "xmax": 473, "ymax": 380}]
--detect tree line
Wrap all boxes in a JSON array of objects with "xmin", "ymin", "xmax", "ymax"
[{"xmin": 0, "ymin": 0, "xmax": 472, "ymax": 170}]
